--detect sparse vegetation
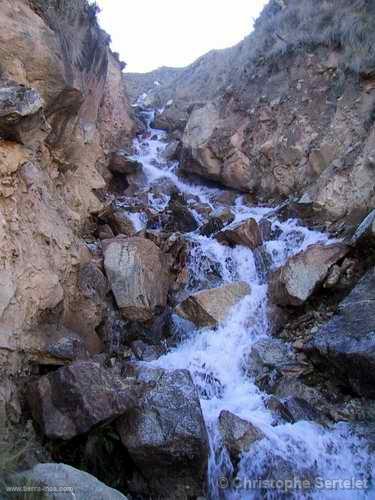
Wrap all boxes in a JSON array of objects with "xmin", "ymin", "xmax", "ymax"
[
  {"xmin": 0, "ymin": 437, "xmax": 46, "ymax": 500},
  {"xmin": 250, "ymin": 0, "xmax": 375, "ymax": 75}
]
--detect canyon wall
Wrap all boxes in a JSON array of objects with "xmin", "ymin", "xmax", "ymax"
[{"xmin": 0, "ymin": 0, "xmax": 137, "ymax": 368}]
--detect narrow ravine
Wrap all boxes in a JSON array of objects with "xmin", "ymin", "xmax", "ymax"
[{"xmin": 116, "ymin": 99, "xmax": 375, "ymax": 499}]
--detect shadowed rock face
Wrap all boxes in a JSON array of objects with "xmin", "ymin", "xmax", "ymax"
[
  {"xmin": 303, "ymin": 267, "xmax": 375, "ymax": 398},
  {"xmin": 27, "ymin": 361, "xmax": 141, "ymax": 440},
  {"xmin": 116, "ymin": 364, "xmax": 209, "ymax": 499},
  {"xmin": 0, "ymin": 0, "xmax": 137, "ymax": 356}
]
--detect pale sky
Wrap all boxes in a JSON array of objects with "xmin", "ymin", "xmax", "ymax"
[{"xmin": 96, "ymin": 0, "xmax": 267, "ymax": 73}]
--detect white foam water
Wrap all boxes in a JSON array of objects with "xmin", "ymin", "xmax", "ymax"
[{"xmin": 126, "ymin": 100, "xmax": 375, "ymax": 499}]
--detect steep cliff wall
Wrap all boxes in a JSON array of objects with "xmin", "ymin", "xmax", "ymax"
[{"xmin": 0, "ymin": 0, "xmax": 137, "ymax": 368}]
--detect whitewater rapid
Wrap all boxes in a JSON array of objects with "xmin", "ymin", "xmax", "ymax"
[{"xmin": 123, "ymin": 105, "xmax": 374, "ymax": 499}]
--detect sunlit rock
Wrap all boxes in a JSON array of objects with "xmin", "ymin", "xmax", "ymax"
[{"xmin": 175, "ymin": 281, "xmax": 250, "ymax": 327}]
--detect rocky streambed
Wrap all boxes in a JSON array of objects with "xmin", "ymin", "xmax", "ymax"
[{"xmin": 19, "ymin": 100, "xmax": 375, "ymax": 499}]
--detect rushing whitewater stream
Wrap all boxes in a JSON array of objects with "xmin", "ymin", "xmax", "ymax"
[{"xmin": 118, "ymin": 101, "xmax": 374, "ymax": 499}]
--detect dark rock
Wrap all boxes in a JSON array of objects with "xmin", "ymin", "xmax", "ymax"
[
  {"xmin": 350, "ymin": 209, "xmax": 375, "ymax": 246},
  {"xmin": 0, "ymin": 84, "xmax": 44, "ymax": 143},
  {"xmin": 259, "ymin": 218, "xmax": 273, "ymax": 241},
  {"xmin": 166, "ymin": 193, "xmax": 199, "ymax": 233},
  {"xmin": 283, "ymin": 397, "xmax": 322, "ymax": 422},
  {"xmin": 277, "ymin": 201, "xmax": 330, "ymax": 230},
  {"xmin": 265, "ymin": 396, "xmax": 295, "ymax": 423},
  {"xmin": 161, "ymin": 139, "xmax": 181, "ymax": 161},
  {"xmin": 97, "ymin": 224, "xmax": 115, "ymax": 240},
  {"xmin": 303, "ymin": 267, "xmax": 375, "ymax": 397},
  {"xmin": 116, "ymin": 364, "xmax": 209, "ymax": 499},
  {"xmin": 79, "ymin": 262, "xmax": 108, "ymax": 303},
  {"xmin": 47, "ymin": 336, "xmax": 89, "ymax": 363},
  {"xmin": 28, "ymin": 361, "xmax": 140, "ymax": 440},
  {"xmin": 108, "ymin": 211, "xmax": 136, "ymax": 236},
  {"xmin": 130, "ymin": 340, "xmax": 164, "ymax": 361},
  {"xmin": 253, "ymin": 246, "xmax": 273, "ymax": 282},
  {"xmin": 199, "ymin": 209, "xmax": 235, "ymax": 237},
  {"xmin": 218, "ymin": 410, "xmax": 264, "ymax": 463},
  {"xmin": 109, "ymin": 149, "xmax": 142, "ymax": 175},
  {"xmin": 245, "ymin": 337, "xmax": 298, "ymax": 391}
]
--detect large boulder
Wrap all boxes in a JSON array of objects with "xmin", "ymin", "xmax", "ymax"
[
  {"xmin": 27, "ymin": 361, "xmax": 139, "ymax": 440},
  {"xmin": 303, "ymin": 267, "xmax": 375, "ymax": 397},
  {"xmin": 15, "ymin": 463, "xmax": 128, "ymax": 500},
  {"xmin": 218, "ymin": 410, "xmax": 264, "ymax": 462},
  {"xmin": 269, "ymin": 243, "xmax": 348, "ymax": 306},
  {"xmin": 175, "ymin": 281, "xmax": 250, "ymax": 327},
  {"xmin": 216, "ymin": 218, "xmax": 262, "ymax": 250},
  {"xmin": 181, "ymin": 102, "xmax": 254, "ymax": 191},
  {"xmin": 165, "ymin": 193, "xmax": 199, "ymax": 233},
  {"xmin": 116, "ymin": 364, "xmax": 209, "ymax": 499},
  {"xmin": 104, "ymin": 237, "xmax": 170, "ymax": 321}
]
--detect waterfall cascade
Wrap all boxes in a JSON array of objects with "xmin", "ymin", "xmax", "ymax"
[{"xmin": 115, "ymin": 102, "xmax": 374, "ymax": 499}]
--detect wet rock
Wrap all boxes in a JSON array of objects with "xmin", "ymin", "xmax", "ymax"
[
  {"xmin": 28, "ymin": 361, "xmax": 139, "ymax": 440},
  {"xmin": 277, "ymin": 202, "xmax": 330, "ymax": 231},
  {"xmin": 104, "ymin": 237, "xmax": 170, "ymax": 321},
  {"xmin": 15, "ymin": 463, "xmax": 128, "ymax": 499},
  {"xmin": 175, "ymin": 281, "xmax": 250, "ymax": 327},
  {"xmin": 161, "ymin": 139, "xmax": 181, "ymax": 161},
  {"xmin": 0, "ymin": 84, "xmax": 44, "ymax": 143},
  {"xmin": 216, "ymin": 218, "xmax": 262, "ymax": 250},
  {"xmin": 245, "ymin": 337, "xmax": 298, "ymax": 392},
  {"xmin": 253, "ymin": 247, "xmax": 273, "ymax": 282},
  {"xmin": 189, "ymin": 200, "xmax": 213, "ymax": 219},
  {"xmin": 109, "ymin": 211, "xmax": 136, "ymax": 236},
  {"xmin": 109, "ymin": 149, "xmax": 142, "ymax": 175},
  {"xmin": 130, "ymin": 340, "xmax": 164, "ymax": 361},
  {"xmin": 79, "ymin": 262, "xmax": 108, "ymax": 303},
  {"xmin": 166, "ymin": 193, "xmax": 199, "ymax": 233},
  {"xmin": 258, "ymin": 218, "xmax": 274, "ymax": 241},
  {"xmin": 283, "ymin": 397, "xmax": 322, "ymax": 422},
  {"xmin": 269, "ymin": 243, "xmax": 348, "ymax": 306},
  {"xmin": 146, "ymin": 194, "xmax": 198, "ymax": 234},
  {"xmin": 199, "ymin": 208, "xmax": 235, "ymax": 237},
  {"xmin": 218, "ymin": 410, "xmax": 264, "ymax": 462},
  {"xmin": 116, "ymin": 364, "xmax": 209, "ymax": 499},
  {"xmin": 265, "ymin": 396, "xmax": 295, "ymax": 423},
  {"xmin": 303, "ymin": 267, "xmax": 375, "ymax": 397}
]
